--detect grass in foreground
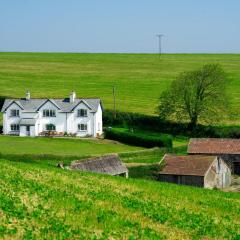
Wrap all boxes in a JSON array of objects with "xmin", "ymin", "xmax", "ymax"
[
  {"xmin": 1, "ymin": 52, "xmax": 240, "ymax": 123},
  {"xmin": 0, "ymin": 159, "xmax": 239, "ymax": 239}
]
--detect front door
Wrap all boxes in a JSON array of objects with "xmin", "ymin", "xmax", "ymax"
[{"xmin": 26, "ymin": 126, "xmax": 30, "ymax": 136}]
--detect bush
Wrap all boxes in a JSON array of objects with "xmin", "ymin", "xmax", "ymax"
[
  {"xmin": 104, "ymin": 128, "xmax": 172, "ymax": 148},
  {"xmin": 103, "ymin": 109, "xmax": 240, "ymax": 138}
]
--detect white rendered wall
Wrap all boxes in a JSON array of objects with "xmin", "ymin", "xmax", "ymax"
[
  {"xmin": 38, "ymin": 101, "xmax": 66, "ymax": 133},
  {"xmin": 3, "ymin": 100, "xmax": 103, "ymax": 138},
  {"xmin": 95, "ymin": 104, "xmax": 103, "ymax": 136},
  {"xmin": 4, "ymin": 103, "xmax": 21, "ymax": 134},
  {"xmin": 70, "ymin": 102, "xmax": 93, "ymax": 137}
]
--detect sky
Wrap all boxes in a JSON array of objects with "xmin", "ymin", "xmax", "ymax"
[{"xmin": 0, "ymin": 0, "xmax": 239, "ymax": 53}]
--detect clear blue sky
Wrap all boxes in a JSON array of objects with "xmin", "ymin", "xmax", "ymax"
[{"xmin": 0, "ymin": 0, "xmax": 239, "ymax": 53}]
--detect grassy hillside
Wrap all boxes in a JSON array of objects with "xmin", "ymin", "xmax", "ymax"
[
  {"xmin": 0, "ymin": 158, "xmax": 239, "ymax": 239},
  {"xmin": 0, "ymin": 136, "xmax": 142, "ymax": 156},
  {"xmin": 1, "ymin": 52, "xmax": 240, "ymax": 122}
]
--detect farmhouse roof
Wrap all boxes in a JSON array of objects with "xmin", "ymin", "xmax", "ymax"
[
  {"xmin": 159, "ymin": 154, "xmax": 216, "ymax": 176},
  {"xmin": 1, "ymin": 98, "xmax": 101, "ymax": 113},
  {"xmin": 188, "ymin": 138, "xmax": 240, "ymax": 155},
  {"xmin": 69, "ymin": 154, "xmax": 128, "ymax": 176}
]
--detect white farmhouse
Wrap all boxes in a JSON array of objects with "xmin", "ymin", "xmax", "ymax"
[{"xmin": 1, "ymin": 91, "xmax": 103, "ymax": 137}]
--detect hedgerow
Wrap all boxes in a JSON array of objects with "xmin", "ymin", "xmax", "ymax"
[
  {"xmin": 103, "ymin": 109, "xmax": 240, "ymax": 138},
  {"xmin": 105, "ymin": 128, "xmax": 172, "ymax": 148}
]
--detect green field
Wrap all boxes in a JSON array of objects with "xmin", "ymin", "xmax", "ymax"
[
  {"xmin": 1, "ymin": 52, "xmax": 240, "ymax": 239},
  {"xmin": 0, "ymin": 134, "xmax": 239, "ymax": 239},
  {"xmin": 0, "ymin": 136, "xmax": 142, "ymax": 156},
  {"xmin": 1, "ymin": 52, "xmax": 240, "ymax": 123},
  {"xmin": 0, "ymin": 158, "xmax": 239, "ymax": 239}
]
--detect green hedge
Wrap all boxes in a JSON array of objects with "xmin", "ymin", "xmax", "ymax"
[
  {"xmin": 103, "ymin": 109, "xmax": 240, "ymax": 138},
  {"xmin": 105, "ymin": 128, "xmax": 172, "ymax": 148}
]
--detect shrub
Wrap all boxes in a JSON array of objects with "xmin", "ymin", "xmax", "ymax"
[
  {"xmin": 104, "ymin": 128, "xmax": 172, "ymax": 148},
  {"xmin": 103, "ymin": 109, "xmax": 240, "ymax": 138}
]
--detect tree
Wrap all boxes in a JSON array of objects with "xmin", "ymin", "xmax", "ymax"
[{"xmin": 157, "ymin": 64, "xmax": 228, "ymax": 129}]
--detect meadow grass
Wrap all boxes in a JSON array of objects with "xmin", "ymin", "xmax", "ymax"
[
  {"xmin": 0, "ymin": 52, "xmax": 240, "ymax": 123},
  {"xmin": 0, "ymin": 158, "xmax": 239, "ymax": 239},
  {"xmin": 0, "ymin": 135, "xmax": 142, "ymax": 156}
]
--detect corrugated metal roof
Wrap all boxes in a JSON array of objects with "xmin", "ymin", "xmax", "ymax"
[
  {"xmin": 159, "ymin": 154, "xmax": 216, "ymax": 176},
  {"xmin": 19, "ymin": 118, "xmax": 37, "ymax": 126},
  {"xmin": 1, "ymin": 98, "xmax": 101, "ymax": 113},
  {"xmin": 70, "ymin": 154, "xmax": 128, "ymax": 176},
  {"xmin": 188, "ymin": 138, "xmax": 240, "ymax": 155}
]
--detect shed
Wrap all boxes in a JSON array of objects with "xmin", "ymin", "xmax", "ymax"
[
  {"xmin": 158, "ymin": 154, "xmax": 231, "ymax": 189},
  {"xmin": 188, "ymin": 138, "xmax": 240, "ymax": 174},
  {"xmin": 70, "ymin": 154, "xmax": 128, "ymax": 178}
]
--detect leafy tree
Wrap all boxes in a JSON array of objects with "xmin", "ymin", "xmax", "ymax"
[{"xmin": 157, "ymin": 64, "xmax": 228, "ymax": 128}]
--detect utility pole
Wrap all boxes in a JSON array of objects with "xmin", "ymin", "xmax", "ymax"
[
  {"xmin": 113, "ymin": 86, "xmax": 116, "ymax": 119},
  {"xmin": 156, "ymin": 34, "xmax": 164, "ymax": 58}
]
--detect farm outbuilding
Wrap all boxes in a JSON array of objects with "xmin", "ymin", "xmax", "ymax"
[
  {"xmin": 70, "ymin": 154, "xmax": 128, "ymax": 178},
  {"xmin": 188, "ymin": 138, "xmax": 240, "ymax": 174},
  {"xmin": 158, "ymin": 154, "xmax": 231, "ymax": 189}
]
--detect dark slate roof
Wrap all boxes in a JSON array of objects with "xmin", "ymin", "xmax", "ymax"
[
  {"xmin": 159, "ymin": 154, "xmax": 216, "ymax": 176},
  {"xmin": 70, "ymin": 154, "xmax": 128, "ymax": 176},
  {"xmin": 1, "ymin": 98, "xmax": 101, "ymax": 113},
  {"xmin": 20, "ymin": 118, "xmax": 37, "ymax": 126},
  {"xmin": 188, "ymin": 138, "xmax": 240, "ymax": 155}
]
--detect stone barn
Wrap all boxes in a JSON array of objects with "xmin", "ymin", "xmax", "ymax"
[
  {"xmin": 158, "ymin": 154, "xmax": 231, "ymax": 189},
  {"xmin": 188, "ymin": 138, "xmax": 240, "ymax": 174},
  {"xmin": 69, "ymin": 154, "xmax": 128, "ymax": 178}
]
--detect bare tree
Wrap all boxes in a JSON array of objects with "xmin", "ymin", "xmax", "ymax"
[{"xmin": 157, "ymin": 64, "xmax": 229, "ymax": 128}]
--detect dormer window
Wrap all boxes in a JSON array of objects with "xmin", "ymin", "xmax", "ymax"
[
  {"xmin": 78, "ymin": 109, "xmax": 87, "ymax": 117},
  {"xmin": 10, "ymin": 109, "xmax": 19, "ymax": 117},
  {"xmin": 43, "ymin": 109, "xmax": 56, "ymax": 117}
]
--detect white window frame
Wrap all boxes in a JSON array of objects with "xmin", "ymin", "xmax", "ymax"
[
  {"xmin": 77, "ymin": 109, "xmax": 87, "ymax": 117},
  {"xmin": 78, "ymin": 124, "xmax": 87, "ymax": 131},
  {"xmin": 10, "ymin": 124, "xmax": 20, "ymax": 131},
  {"xmin": 43, "ymin": 109, "xmax": 56, "ymax": 117},
  {"xmin": 10, "ymin": 109, "xmax": 19, "ymax": 117}
]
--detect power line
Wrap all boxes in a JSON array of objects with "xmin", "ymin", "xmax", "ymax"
[
  {"xmin": 113, "ymin": 85, "xmax": 116, "ymax": 119},
  {"xmin": 156, "ymin": 34, "xmax": 164, "ymax": 57}
]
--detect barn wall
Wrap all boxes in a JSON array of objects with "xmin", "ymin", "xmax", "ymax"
[
  {"xmin": 158, "ymin": 174, "xmax": 204, "ymax": 187},
  {"xmin": 204, "ymin": 158, "xmax": 232, "ymax": 189},
  {"xmin": 189, "ymin": 153, "xmax": 240, "ymax": 175},
  {"xmin": 204, "ymin": 168, "xmax": 216, "ymax": 189},
  {"xmin": 220, "ymin": 155, "xmax": 240, "ymax": 175}
]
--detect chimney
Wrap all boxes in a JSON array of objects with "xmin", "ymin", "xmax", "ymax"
[
  {"xmin": 70, "ymin": 91, "xmax": 76, "ymax": 103},
  {"xmin": 26, "ymin": 91, "xmax": 31, "ymax": 100}
]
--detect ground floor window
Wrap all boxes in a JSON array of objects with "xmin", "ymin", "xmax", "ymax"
[
  {"xmin": 78, "ymin": 124, "xmax": 87, "ymax": 131},
  {"xmin": 10, "ymin": 124, "xmax": 19, "ymax": 131},
  {"xmin": 46, "ymin": 124, "xmax": 56, "ymax": 131}
]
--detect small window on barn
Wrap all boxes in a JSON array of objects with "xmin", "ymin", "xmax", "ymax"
[{"xmin": 78, "ymin": 124, "xmax": 87, "ymax": 131}]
